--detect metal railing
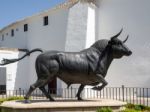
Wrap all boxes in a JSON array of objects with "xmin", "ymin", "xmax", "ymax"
[{"xmin": 0, "ymin": 86, "xmax": 150, "ymax": 106}]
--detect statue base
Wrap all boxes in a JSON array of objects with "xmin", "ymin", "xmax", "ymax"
[{"xmin": 0, "ymin": 99, "xmax": 126, "ymax": 112}]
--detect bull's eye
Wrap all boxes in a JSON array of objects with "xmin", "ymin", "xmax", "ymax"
[{"xmin": 117, "ymin": 42, "xmax": 122, "ymax": 45}]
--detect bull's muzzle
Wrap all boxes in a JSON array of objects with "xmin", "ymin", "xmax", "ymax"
[{"xmin": 127, "ymin": 50, "xmax": 132, "ymax": 56}]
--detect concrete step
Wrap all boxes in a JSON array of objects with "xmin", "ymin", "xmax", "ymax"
[{"xmin": 0, "ymin": 99, "xmax": 126, "ymax": 112}]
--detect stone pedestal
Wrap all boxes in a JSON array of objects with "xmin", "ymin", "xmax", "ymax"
[{"xmin": 0, "ymin": 99, "xmax": 126, "ymax": 112}]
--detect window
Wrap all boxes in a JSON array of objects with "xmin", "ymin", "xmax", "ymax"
[
  {"xmin": 11, "ymin": 29, "xmax": 14, "ymax": 37},
  {"xmin": 2, "ymin": 35, "xmax": 4, "ymax": 41},
  {"xmin": 43, "ymin": 16, "xmax": 48, "ymax": 26},
  {"xmin": 24, "ymin": 24, "xmax": 28, "ymax": 32},
  {"xmin": 16, "ymin": 28, "xmax": 19, "ymax": 31}
]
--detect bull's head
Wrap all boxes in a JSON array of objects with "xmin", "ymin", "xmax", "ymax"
[{"xmin": 108, "ymin": 29, "xmax": 132, "ymax": 58}]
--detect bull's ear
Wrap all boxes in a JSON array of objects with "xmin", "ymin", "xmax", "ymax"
[{"xmin": 111, "ymin": 28, "xmax": 123, "ymax": 40}]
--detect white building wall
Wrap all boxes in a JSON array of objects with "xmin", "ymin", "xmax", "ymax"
[
  {"xmin": 0, "ymin": 23, "xmax": 27, "ymax": 49},
  {"xmin": 14, "ymin": 52, "xmax": 29, "ymax": 90},
  {"xmin": 65, "ymin": 2, "xmax": 88, "ymax": 52},
  {"xmin": 86, "ymin": 6, "xmax": 96, "ymax": 48},
  {"xmin": 96, "ymin": 0, "xmax": 150, "ymax": 87},
  {"xmin": 0, "ymin": 50, "xmax": 29, "ymax": 90}
]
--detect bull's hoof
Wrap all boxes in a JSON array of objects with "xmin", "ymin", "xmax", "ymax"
[
  {"xmin": 24, "ymin": 99, "xmax": 31, "ymax": 103},
  {"xmin": 49, "ymin": 98, "xmax": 55, "ymax": 101},
  {"xmin": 77, "ymin": 97, "xmax": 83, "ymax": 101}
]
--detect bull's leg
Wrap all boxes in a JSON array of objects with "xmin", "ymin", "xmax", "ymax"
[
  {"xmin": 24, "ymin": 79, "xmax": 47, "ymax": 103},
  {"xmin": 37, "ymin": 62, "xmax": 58, "ymax": 101},
  {"xmin": 39, "ymin": 86, "xmax": 54, "ymax": 101},
  {"xmin": 76, "ymin": 84, "xmax": 85, "ymax": 100},
  {"xmin": 92, "ymin": 74, "xmax": 108, "ymax": 91}
]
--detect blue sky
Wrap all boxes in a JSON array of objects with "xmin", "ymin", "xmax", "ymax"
[{"xmin": 0, "ymin": 0, "xmax": 65, "ymax": 29}]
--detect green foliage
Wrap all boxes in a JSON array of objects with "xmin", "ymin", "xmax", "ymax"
[
  {"xmin": 123, "ymin": 103, "xmax": 150, "ymax": 112},
  {"xmin": 125, "ymin": 103, "xmax": 135, "ymax": 109},
  {"xmin": 0, "ymin": 96, "xmax": 24, "ymax": 104},
  {"xmin": 96, "ymin": 104, "xmax": 150, "ymax": 112},
  {"xmin": 134, "ymin": 105, "xmax": 143, "ymax": 111},
  {"xmin": 96, "ymin": 107, "xmax": 112, "ymax": 112},
  {"xmin": 121, "ymin": 108, "xmax": 141, "ymax": 112}
]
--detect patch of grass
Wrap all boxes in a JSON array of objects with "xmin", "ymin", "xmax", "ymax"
[
  {"xmin": 0, "ymin": 96, "xmax": 24, "ymax": 104},
  {"xmin": 96, "ymin": 107, "xmax": 112, "ymax": 112}
]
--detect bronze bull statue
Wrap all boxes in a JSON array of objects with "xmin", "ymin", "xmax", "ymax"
[{"xmin": 0, "ymin": 29, "xmax": 132, "ymax": 102}]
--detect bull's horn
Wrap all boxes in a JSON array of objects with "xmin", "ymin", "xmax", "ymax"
[
  {"xmin": 111, "ymin": 28, "xmax": 123, "ymax": 40},
  {"xmin": 123, "ymin": 35, "xmax": 129, "ymax": 43}
]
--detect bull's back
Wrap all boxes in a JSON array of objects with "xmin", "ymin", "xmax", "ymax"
[{"xmin": 36, "ymin": 51, "xmax": 89, "ymax": 75}]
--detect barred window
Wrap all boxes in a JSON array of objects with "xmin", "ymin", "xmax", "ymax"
[
  {"xmin": 43, "ymin": 16, "xmax": 48, "ymax": 26},
  {"xmin": 24, "ymin": 24, "xmax": 28, "ymax": 32},
  {"xmin": 11, "ymin": 29, "xmax": 14, "ymax": 37}
]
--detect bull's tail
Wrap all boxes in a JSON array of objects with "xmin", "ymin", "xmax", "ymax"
[{"xmin": 0, "ymin": 48, "xmax": 43, "ymax": 65}]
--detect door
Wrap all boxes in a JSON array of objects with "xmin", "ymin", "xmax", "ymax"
[
  {"xmin": 48, "ymin": 78, "xmax": 57, "ymax": 94},
  {"xmin": 0, "ymin": 67, "xmax": 6, "ymax": 94}
]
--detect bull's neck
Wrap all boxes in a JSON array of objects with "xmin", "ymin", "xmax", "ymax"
[{"xmin": 96, "ymin": 46, "xmax": 113, "ymax": 77}]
